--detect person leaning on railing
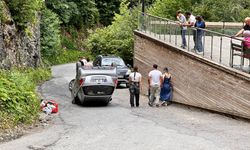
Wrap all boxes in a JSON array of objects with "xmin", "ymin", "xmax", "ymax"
[
  {"xmin": 185, "ymin": 12, "xmax": 196, "ymax": 50},
  {"xmin": 194, "ymin": 16, "xmax": 206, "ymax": 53},
  {"xmin": 234, "ymin": 17, "xmax": 250, "ymax": 57},
  {"xmin": 176, "ymin": 10, "xmax": 187, "ymax": 49}
]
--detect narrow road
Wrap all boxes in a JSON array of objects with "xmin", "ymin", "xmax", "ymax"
[{"xmin": 1, "ymin": 63, "xmax": 250, "ymax": 150}]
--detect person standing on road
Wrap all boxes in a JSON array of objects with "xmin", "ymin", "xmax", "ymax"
[
  {"xmin": 185, "ymin": 12, "xmax": 196, "ymax": 50},
  {"xmin": 159, "ymin": 67, "xmax": 173, "ymax": 106},
  {"xmin": 177, "ymin": 10, "xmax": 187, "ymax": 49},
  {"xmin": 129, "ymin": 66, "xmax": 142, "ymax": 107},
  {"xmin": 194, "ymin": 16, "xmax": 206, "ymax": 53},
  {"xmin": 148, "ymin": 64, "xmax": 162, "ymax": 107}
]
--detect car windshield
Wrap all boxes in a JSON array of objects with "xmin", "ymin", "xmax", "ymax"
[{"xmin": 102, "ymin": 58, "xmax": 125, "ymax": 66}]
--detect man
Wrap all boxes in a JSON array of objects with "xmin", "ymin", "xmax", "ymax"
[
  {"xmin": 185, "ymin": 12, "xmax": 196, "ymax": 50},
  {"xmin": 84, "ymin": 57, "xmax": 93, "ymax": 69},
  {"xmin": 129, "ymin": 66, "xmax": 142, "ymax": 107},
  {"xmin": 177, "ymin": 11, "xmax": 187, "ymax": 49},
  {"xmin": 148, "ymin": 64, "xmax": 162, "ymax": 107}
]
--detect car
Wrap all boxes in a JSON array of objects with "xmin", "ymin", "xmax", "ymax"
[
  {"xmin": 93, "ymin": 55, "xmax": 131, "ymax": 87},
  {"xmin": 69, "ymin": 63, "xmax": 118, "ymax": 105}
]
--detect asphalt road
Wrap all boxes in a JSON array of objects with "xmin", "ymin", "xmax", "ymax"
[{"xmin": 1, "ymin": 63, "xmax": 250, "ymax": 150}]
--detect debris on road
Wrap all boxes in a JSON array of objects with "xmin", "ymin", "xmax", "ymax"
[{"xmin": 40, "ymin": 100, "xmax": 59, "ymax": 114}]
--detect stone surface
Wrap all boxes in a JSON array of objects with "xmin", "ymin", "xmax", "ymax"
[{"xmin": 0, "ymin": 1, "xmax": 41, "ymax": 69}]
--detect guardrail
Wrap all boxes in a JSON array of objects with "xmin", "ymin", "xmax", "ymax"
[{"xmin": 137, "ymin": 13, "xmax": 250, "ymax": 73}]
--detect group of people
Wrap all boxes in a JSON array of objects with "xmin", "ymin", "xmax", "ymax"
[
  {"xmin": 78, "ymin": 56, "xmax": 93, "ymax": 69},
  {"xmin": 128, "ymin": 64, "xmax": 173, "ymax": 108},
  {"xmin": 176, "ymin": 11, "xmax": 206, "ymax": 53}
]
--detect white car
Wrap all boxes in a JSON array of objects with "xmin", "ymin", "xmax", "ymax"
[{"xmin": 69, "ymin": 65, "xmax": 117, "ymax": 105}]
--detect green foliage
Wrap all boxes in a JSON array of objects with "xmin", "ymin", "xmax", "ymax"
[
  {"xmin": 0, "ymin": 67, "xmax": 51, "ymax": 129},
  {"xmin": 148, "ymin": 0, "xmax": 192, "ymax": 20},
  {"xmin": 45, "ymin": 0, "xmax": 79, "ymax": 24},
  {"xmin": 45, "ymin": 0, "xmax": 99, "ymax": 28},
  {"xmin": 192, "ymin": 0, "xmax": 250, "ymax": 21},
  {"xmin": 95, "ymin": 0, "xmax": 121, "ymax": 26},
  {"xmin": 87, "ymin": 1, "xmax": 138, "ymax": 65},
  {"xmin": 44, "ymin": 49, "xmax": 93, "ymax": 65},
  {"xmin": 148, "ymin": 0, "xmax": 250, "ymax": 22},
  {"xmin": 40, "ymin": 8, "xmax": 61, "ymax": 63},
  {"xmin": 61, "ymin": 27, "xmax": 86, "ymax": 50},
  {"xmin": 0, "ymin": 0, "xmax": 9, "ymax": 23},
  {"xmin": 5, "ymin": 0, "xmax": 43, "ymax": 30}
]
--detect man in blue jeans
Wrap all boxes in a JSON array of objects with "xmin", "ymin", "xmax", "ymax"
[
  {"xmin": 177, "ymin": 11, "xmax": 187, "ymax": 49},
  {"xmin": 148, "ymin": 64, "xmax": 162, "ymax": 107}
]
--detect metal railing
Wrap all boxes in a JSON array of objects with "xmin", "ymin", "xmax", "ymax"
[{"xmin": 137, "ymin": 13, "xmax": 250, "ymax": 73}]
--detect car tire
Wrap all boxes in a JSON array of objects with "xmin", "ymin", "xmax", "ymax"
[
  {"xmin": 104, "ymin": 100, "xmax": 110, "ymax": 106},
  {"xmin": 72, "ymin": 96, "xmax": 80, "ymax": 105},
  {"xmin": 69, "ymin": 79, "xmax": 75, "ymax": 91}
]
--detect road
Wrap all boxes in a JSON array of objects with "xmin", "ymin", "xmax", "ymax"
[{"xmin": 1, "ymin": 63, "xmax": 250, "ymax": 150}]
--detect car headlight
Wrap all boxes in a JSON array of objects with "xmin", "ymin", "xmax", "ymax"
[{"xmin": 126, "ymin": 69, "xmax": 131, "ymax": 75}]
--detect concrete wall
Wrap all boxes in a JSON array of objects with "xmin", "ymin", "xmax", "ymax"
[{"xmin": 134, "ymin": 31, "xmax": 250, "ymax": 119}]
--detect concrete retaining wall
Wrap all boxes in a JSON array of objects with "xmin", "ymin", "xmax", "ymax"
[{"xmin": 134, "ymin": 30, "xmax": 250, "ymax": 119}]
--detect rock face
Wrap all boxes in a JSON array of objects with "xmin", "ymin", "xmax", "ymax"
[{"xmin": 0, "ymin": 2, "xmax": 41, "ymax": 69}]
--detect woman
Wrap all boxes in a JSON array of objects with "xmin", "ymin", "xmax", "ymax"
[
  {"xmin": 129, "ymin": 66, "xmax": 142, "ymax": 107},
  {"xmin": 235, "ymin": 17, "xmax": 250, "ymax": 49},
  {"xmin": 159, "ymin": 67, "xmax": 173, "ymax": 106},
  {"xmin": 194, "ymin": 16, "xmax": 206, "ymax": 53}
]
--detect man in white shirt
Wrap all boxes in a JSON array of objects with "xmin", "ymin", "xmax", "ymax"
[
  {"xmin": 129, "ymin": 66, "xmax": 142, "ymax": 107},
  {"xmin": 148, "ymin": 64, "xmax": 162, "ymax": 107},
  {"xmin": 185, "ymin": 12, "xmax": 196, "ymax": 50}
]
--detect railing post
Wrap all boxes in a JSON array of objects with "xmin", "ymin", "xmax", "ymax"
[
  {"xmin": 211, "ymin": 35, "xmax": 214, "ymax": 60},
  {"xmin": 240, "ymin": 43, "xmax": 244, "ymax": 70},
  {"xmin": 169, "ymin": 21, "xmax": 171, "ymax": 43},
  {"xmin": 187, "ymin": 28, "xmax": 190, "ymax": 51},
  {"xmin": 202, "ymin": 31, "xmax": 206, "ymax": 56},
  {"xmin": 159, "ymin": 19, "xmax": 161, "ymax": 39},
  {"xmin": 229, "ymin": 38, "xmax": 233, "ymax": 67},
  {"xmin": 164, "ymin": 20, "xmax": 166, "ymax": 41},
  {"xmin": 219, "ymin": 36, "xmax": 223, "ymax": 63},
  {"xmin": 175, "ymin": 26, "xmax": 177, "ymax": 46}
]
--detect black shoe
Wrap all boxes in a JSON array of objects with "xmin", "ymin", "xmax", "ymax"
[
  {"xmin": 136, "ymin": 105, "xmax": 139, "ymax": 107},
  {"xmin": 148, "ymin": 102, "xmax": 153, "ymax": 107},
  {"xmin": 131, "ymin": 105, "xmax": 134, "ymax": 107}
]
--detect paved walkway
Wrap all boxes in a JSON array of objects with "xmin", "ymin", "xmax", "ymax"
[{"xmin": 141, "ymin": 29, "xmax": 250, "ymax": 72}]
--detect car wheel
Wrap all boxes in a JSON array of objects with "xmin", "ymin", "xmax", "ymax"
[
  {"xmin": 72, "ymin": 95, "xmax": 80, "ymax": 104},
  {"xmin": 69, "ymin": 79, "xmax": 75, "ymax": 91},
  {"xmin": 104, "ymin": 100, "xmax": 110, "ymax": 106}
]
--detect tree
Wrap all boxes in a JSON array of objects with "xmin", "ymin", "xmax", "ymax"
[
  {"xmin": 45, "ymin": 0, "xmax": 99, "ymax": 28},
  {"xmin": 95, "ymin": 0, "xmax": 121, "ymax": 26},
  {"xmin": 87, "ymin": 1, "xmax": 138, "ymax": 64}
]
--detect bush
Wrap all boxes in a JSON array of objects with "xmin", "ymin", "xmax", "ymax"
[
  {"xmin": 87, "ymin": 1, "xmax": 138, "ymax": 65},
  {"xmin": 4, "ymin": 0, "xmax": 43, "ymax": 30},
  {"xmin": 44, "ymin": 49, "xmax": 93, "ymax": 65},
  {"xmin": 0, "ymin": 67, "xmax": 51, "ymax": 129}
]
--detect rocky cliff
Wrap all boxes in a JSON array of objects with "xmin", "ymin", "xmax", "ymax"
[{"xmin": 0, "ymin": 1, "xmax": 41, "ymax": 69}]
